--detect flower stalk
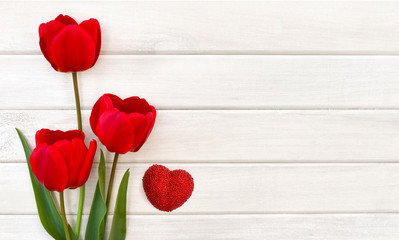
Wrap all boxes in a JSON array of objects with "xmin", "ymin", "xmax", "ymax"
[
  {"xmin": 104, "ymin": 152, "xmax": 120, "ymax": 226},
  {"xmin": 72, "ymin": 72, "xmax": 82, "ymax": 131},
  {"xmin": 59, "ymin": 192, "xmax": 71, "ymax": 240},
  {"xmin": 72, "ymin": 72, "xmax": 84, "ymax": 238}
]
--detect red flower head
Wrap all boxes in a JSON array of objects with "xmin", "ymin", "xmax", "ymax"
[
  {"xmin": 29, "ymin": 129, "xmax": 97, "ymax": 192},
  {"xmin": 39, "ymin": 14, "xmax": 101, "ymax": 72},
  {"xmin": 90, "ymin": 94, "xmax": 156, "ymax": 154}
]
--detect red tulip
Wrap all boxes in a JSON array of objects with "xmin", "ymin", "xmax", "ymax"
[
  {"xmin": 90, "ymin": 94, "xmax": 156, "ymax": 154},
  {"xmin": 39, "ymin": 14, "xmax": 101, "ymax": 73},
  {"xmin": 30, "ymin": 129, "xmax": 97, "ymax": 192}
]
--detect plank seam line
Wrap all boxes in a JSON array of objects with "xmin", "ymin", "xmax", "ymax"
[
  {"xmin": 4, "ymin": 108, "xmax": 399, "ymax": 111},
  {"xmin": 5, "ymin": 162, "xmax": 399, "ymax": 165},
  {"xmin": 3, "ymin": 52, "xmax": 399, "ymax": 56},
  {"xmin": 4, "ymin": 54, "xmax": 399, "ymax": 57},
  {"xmin": 3, "ymin": 212, "xmax": 399, "ymax": 216}
]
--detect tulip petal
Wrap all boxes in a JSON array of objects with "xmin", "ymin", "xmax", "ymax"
[
  {"xmin": 147, "ymin": 106, "xmax": 157, "ymax": 139},
  {"xmin": 136, "ymin": 98, "xmax": 153, "ymax": 114},
  {"xmin": 78, "ymin": 140, "xmax": 97, "ymax": 186},
  {"xmin": 117, "ymin": 97, "xmax": 152, "ymax": 115},
  {"xmin": 69, "ymin": 139, "xmax": 88, "ymax": 188},
  {"xmin": 90, "ymin": 94, "xmax": 122, "ymax": 135},
  {"xmin": 61, "ymin": 130, "xmax": 85, "ymax": 141},
  {"xmin": 42, "ymin": 146, "xmax": 68, "ymax": 192},
  {"xmin": 39, "ymin": 20, "xmax": 65, "ymax": 71},
  {"xmin": 135, "ymin": 106, "xmax": 156, "ymax": 152},
  {"xmin": 132, "ymin": 111, "xmax": 155, "ymax": 152},
  {"xmin": 53, "ymin": 139, "xmax": 84, "ymax": 189},
  {"xmin": 96, "ymin": 109, "xmax": 135, "ymax": 154},
  {"xmin": 127, "ymin": 112, "xmax": 146, "ymax": 151},
  {"xmin": 35, "ymin": 129, "xmax": 56, "ymax": 146},
  {"xmin": 79, "ymin": 18, "xmax": 101, "ymax": 67},
  {"xmin": 55, "ymin": 14, "xmax": 77, "ymax": 25},
  {"xmin": 52, "ymin": 140, "xmax": 73, "ymax": 165},
  {"xmin": 30, "ymin": 144, "xmax": 48, "ymax": 184},
  {"xmin": 36, "ymin": 129, "xmax": 84, "ymax": 145},
  {"xmin": 51, "ymin": 25, "xmax": 96, "ymax": 72},
  {"xmin": 53, "ymin": 140, "xmax": 74, "ymax": 187},
  {"xmin": 104, "ymin": 93, "xmax": 124, "ymax": 106},
  {"xmin": 35, "ymin": 129, "xmax": 65, "ymax": 145},
  {"xmin": 127, "ymin": 112, "xmax": 146, "ymax": 127},
  {"xmin": 116, "ymin": 96, "xmax": 140, "ymax": 114}
]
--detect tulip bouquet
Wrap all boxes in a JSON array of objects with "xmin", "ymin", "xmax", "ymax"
[{"xmin": 16, "ymin": 14, "xmax": 194, "ymax": 240}]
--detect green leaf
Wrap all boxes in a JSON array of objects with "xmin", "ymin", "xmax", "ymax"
[
  {"xmin": 108, "ymin": 169, "xmax": 130, "ymax": 240},
  {"xmin": 85, "ymin": 183, "xmax": 107, "ymax": 240},
  {"xmin": 98, "ymin": 150, "xmax": 106, "ymax": 200},
  {"xmin": 16, "ymin": 128, "xmax": 67, "ymax": 240},
  {"xmin": 68, "ymin": 225, "xmax": 78, "ymax": 240},
  {"xmin": 85, "ymin": 150, "xmax": 107, "ymax": 240}
]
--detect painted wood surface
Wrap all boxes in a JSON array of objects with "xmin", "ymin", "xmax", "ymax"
[
  {"xmin": 1, "ymin": 214, "xmax": 399, "ymax": 240},
  {"xmin": 2, "ymin": 56, "xmax": 399, "ymax": 110},
  {"xmin": 1, "ymin": 1, "xmax": 399, "ymax": 54},
  {"xmin": 4, "ymin": 110, "xmax": 399, "ymax": 163},
  {"xmin": 1, "ymin": 0, "xmax": 399, "ymax": 239},
  {"xmin": 3, "ymin": 163, "xmax": 399, "ymax": 214}
]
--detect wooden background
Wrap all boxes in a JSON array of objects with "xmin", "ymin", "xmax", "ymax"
[{"xmin": 1, "ymin": 1, "xmax": 399, "ymax": 239}]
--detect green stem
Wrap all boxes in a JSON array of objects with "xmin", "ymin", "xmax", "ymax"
[
  {"xmin": 104, "ymin": 152, "xmax": 120, "ymax": 226},
  {"xmin": 59, "ymin": 192, "xmax": 71, "ymax": 240},
  {"xmin": 72, "ymin": 72, "xmax": 82, "ymax": 131},
  {"xmin": 75, "ymin": 185, "xmax": 84, "ymax": 238},
  {"xmin": 72, "ymin": 72, "xmax": 84, "ymax": 238}
]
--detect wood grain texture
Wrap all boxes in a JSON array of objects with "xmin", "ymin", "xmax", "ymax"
[
  {"xmin": 3, "ymin": 55, "xmax": 399, "ymax": 109},
  {"xmin": 4, "ymin": 110, "xmax": 399, "ymax": 163},
  {"xmin": 1, "ymin": 214, "xmax": 399, "ymax": 240},
  {"xmin": 2, "ymin": 1, "xmax": 399, "ymax": 238},
  {"xmin": 1, "ymin": 1, "xmax": 399, "ymax": 54},
  {"xmin": 3, "ymin": 163, "xmax": 399, "ymax": 214}
]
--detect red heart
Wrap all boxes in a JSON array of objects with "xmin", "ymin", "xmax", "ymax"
[{"xmin": 143, "ymin": 164, "xmax": 194, "ymax": 212}]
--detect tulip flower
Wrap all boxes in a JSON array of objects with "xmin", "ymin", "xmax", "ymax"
[
  {"xmin": 90, "ymin": 94, "xmax": 156, "ymax": 228},
  {"xmin": 30, "ymin": 129, "xmax": 97, "ymax": 192},
  {"xmin": 39, "ymin": 14, "xmax": 101, "ymax": 73},
  {"xmin": 90, "ymin": 94, "xmax": 156, "ymax": 154},
  {"xmin": 39, "ymin": 14, "xmax": 101, "ymax": 237}
]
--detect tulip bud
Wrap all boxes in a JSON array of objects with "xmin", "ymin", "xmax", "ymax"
[
  {"xmin": 90, "ymin": 94, "xmax": 156, "ymax": 154},
  {"xmin": 39, "ymin": 14, "xmax": 101, "ymax": 73},
  {"xmin": 30, "ymin": 129, "xmax": 97, "ymax": 192}
]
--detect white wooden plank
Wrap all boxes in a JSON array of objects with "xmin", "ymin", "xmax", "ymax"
[
  {"xmin": 1, "ymin": 1, "xmax": 399, "ymax": 54},
  {"xmin": 3, "ymin": 163, "xmax": 399, "ymax": 214},
  {"xmin": 1, "ymin": 214, "xmax": 399, "ymax": 240},
  {"xmin": 4, "ymin": 110, "xmax": 399, "ymax": 163},
  {"xmin": 2, "ymin": 55, "xmax": 399, "ymax": 109}
]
